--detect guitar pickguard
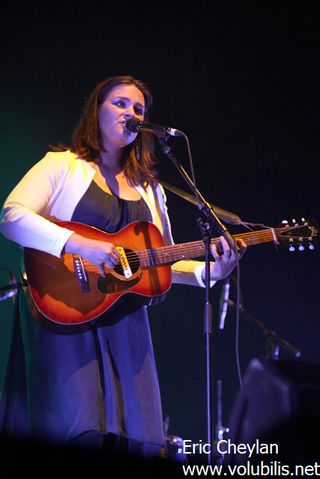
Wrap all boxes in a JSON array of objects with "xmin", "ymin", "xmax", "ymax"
[
  {"xmin": 96, "ymin": 248, "xmax": 142, "ymax": 294},
  {"xmin": 97, "ymin": 271, "xmax": 142, "ymax": 295}
]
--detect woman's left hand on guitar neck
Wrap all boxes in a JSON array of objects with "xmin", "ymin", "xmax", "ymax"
[{"xmin": 204, "ymin": 237, "xmax": 247, "ymax": 281}]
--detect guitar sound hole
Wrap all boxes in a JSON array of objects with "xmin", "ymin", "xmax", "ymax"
[{"xmin": 97, "ymin": 249, "xmax": 141, "ymax": 295}]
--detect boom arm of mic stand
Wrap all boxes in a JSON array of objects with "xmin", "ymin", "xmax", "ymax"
[{"xmin": 227, "ymin": 300, "xmax": 301, "ymax": 359}]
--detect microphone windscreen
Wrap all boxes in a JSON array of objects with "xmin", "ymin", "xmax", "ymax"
[{"xmin": 125, "ymin": 118, "xmax": 141, "ymax": 133}]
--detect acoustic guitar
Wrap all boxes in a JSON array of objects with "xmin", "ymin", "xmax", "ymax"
[{"xmin": 23, "ymin": 219, "xmax": 318, "ymax": 325}]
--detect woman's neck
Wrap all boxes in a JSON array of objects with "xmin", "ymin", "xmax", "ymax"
[{"xmin": 99, "ymin": 149, "xmax": 122, "ymax": 175}]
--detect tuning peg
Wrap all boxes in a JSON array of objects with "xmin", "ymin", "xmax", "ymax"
[
  {"xmin": 309, "ymin": 244, "xmax": 315, "ymax": 251},
  {"xmin": 282, "ymin": 220, "xmax": 289, "ymax": 226},
  {"xmin": 289, "ymin": 245, "xmax": 295, "ymax": 252},
  {"xmin": 298, "ymin": 244, "xmax": 305, "ymax": 251}
]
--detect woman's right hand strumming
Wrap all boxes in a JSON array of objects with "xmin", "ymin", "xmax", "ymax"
[{"xmin": 64, "ymin": 233, "xmax": 120, "ymax": 277}]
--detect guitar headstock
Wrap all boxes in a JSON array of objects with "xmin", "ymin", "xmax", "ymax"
[{"xmin": 277, "ymin": 218, "xmax": 319, "ymax": 252}]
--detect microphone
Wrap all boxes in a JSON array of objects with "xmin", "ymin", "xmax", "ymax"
[
  {"xmin": 219, "ymin": 276, "xmax": 230, "ymax": 330},
  {"xmin": 125, "ymin": 118, "xmax": 184, "ymax": 138}
]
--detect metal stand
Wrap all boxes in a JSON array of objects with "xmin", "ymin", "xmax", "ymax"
[
  {"xmin": 0, "ymin": 267, "xmax": 20, "ymax": 302},
  {"xmin": 158, "ymin": 135, "xmax": 236, "ymax": 464},
  {"xmin": 227, "ymin": 297, "xmax": 301, "ymax": 360}
]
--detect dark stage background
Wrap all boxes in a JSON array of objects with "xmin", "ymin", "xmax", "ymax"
[{"xmin": 1, "ymin": 1, "xmax": 320, "ymax": 446}]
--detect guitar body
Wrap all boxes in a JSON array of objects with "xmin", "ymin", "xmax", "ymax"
[
  {"xmin": 24, "ymin": 221, "xmax": 172, "ymax": 325},
  {"xmin": 23, "ymin": 217, "xmax": 318, "ymax": 326}
]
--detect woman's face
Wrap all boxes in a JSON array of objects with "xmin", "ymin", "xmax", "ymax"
[{"xmin": 98, "ymin": 83, "xmax": 145, "ymax": 150}]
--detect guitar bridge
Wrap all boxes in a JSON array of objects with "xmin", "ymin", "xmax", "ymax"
[
  {"xmin": 116, "ymin": 246, "xmax": 133, "ymax": 279},
  {"xmin": 73, "ymin": 255, "xmax": 90, "ymax": 293}
]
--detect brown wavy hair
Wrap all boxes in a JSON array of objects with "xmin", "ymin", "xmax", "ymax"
[{"xmin": 52, "ymin": 75, "xmax": 157, "ymax": 187}]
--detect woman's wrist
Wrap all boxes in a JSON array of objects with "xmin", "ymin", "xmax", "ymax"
[{"xmin": 63, "ymin": 233, "xmax": 86, "ymax": 255}]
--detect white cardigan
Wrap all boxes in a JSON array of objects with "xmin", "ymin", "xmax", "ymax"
[{"xmin": 0, "ymin": 151, "xmax": 212, "ymax": 287}]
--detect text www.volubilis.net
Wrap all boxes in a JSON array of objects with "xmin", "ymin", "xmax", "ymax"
[{"xmin": 182, "ymin": 461, "xmax": 320, "ymax": 477}]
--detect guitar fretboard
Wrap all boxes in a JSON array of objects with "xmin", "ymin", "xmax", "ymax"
[{"xmin": 136, "ymin": 227, "xmax": 279, "ymax": 268}]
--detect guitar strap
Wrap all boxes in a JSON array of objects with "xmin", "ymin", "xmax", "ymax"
[
  {"xmin": 157, "ymin": 178, "xmax": 200, "ymax": 207},
  {"xmin": 157, "ymin": 179, "xmax": 242, "ymax": 225}
]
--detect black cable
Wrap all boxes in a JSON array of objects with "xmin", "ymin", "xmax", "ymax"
[{"xmin": 234, "ymin": 260, "xmax": 243, "ymax": 390}]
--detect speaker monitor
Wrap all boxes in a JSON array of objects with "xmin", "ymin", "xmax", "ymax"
[{"xmin": 226, "ymin": 358, "xmax": 320, "ymax": 464}]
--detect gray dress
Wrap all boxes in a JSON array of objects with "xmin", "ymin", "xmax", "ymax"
[{"xmin": 0, "ymin": 180, "xmax": 165, "ymax": 456}]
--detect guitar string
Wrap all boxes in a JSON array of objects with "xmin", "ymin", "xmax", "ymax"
[
  {"xmin": 78, "ymin": 227, "xmax": 309, "ymax": 273},
  {"xmin": 130, "ymin": 225, "xmax": 309, "ymax": 262},
  {"xmin": 119, "ymin": 226, "xmax": 305, "ymax": 263},
  {"xmin": 80, "ymin": 231, "xmax": 272, "ymax": 271},
  {"xmin": 79, "ymin": 228, "xmax": 310, "ymax": 271}
]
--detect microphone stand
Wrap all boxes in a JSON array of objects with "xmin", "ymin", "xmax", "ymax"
[
  {"xmin": 0, "ymin": 267, "xmax": 21, "ymax": 302},
  {"xmin": 226, "ymin": 299, "xmax": 301, "ymax": 360},
  {"xmin": 158, "ymin": 136, "xmax": 237, "ymax": 465}
]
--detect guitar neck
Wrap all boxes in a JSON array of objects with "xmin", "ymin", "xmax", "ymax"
[{"xmin": 137, "ymin": 227, "xmax": 278, "ymax": 267}]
